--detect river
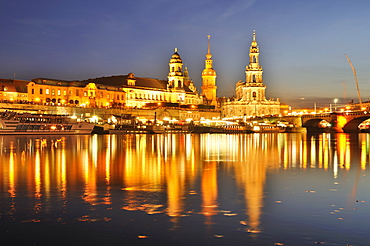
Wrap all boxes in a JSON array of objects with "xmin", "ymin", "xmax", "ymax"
[{"xmin": 0, "ymin": 133, "xmax": 369, "ymax": 245}]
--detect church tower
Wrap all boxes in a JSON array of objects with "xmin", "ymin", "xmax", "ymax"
[
  {"xmin": 168, "ymin": 48, "xmax": 184, "ymax": 91},
  {"xmin": 237, "ymin": 30, "xmax": 266, "ymax": 101},
  {"xmin": 222, "ymin": 30, "xmax": 280, "ymax": 118},
  {"xmin": 201, "ymin": 35, "xmax": 217, "ymax": 106}
]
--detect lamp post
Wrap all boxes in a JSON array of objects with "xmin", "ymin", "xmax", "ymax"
[{"xmin": 334, "ymin": 98, "xmax": 338, "ymax": 112}]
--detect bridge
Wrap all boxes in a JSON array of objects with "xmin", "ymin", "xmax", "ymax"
[
  {"xmin": 282, "ymin": 111, "xmax": 370, "ymax": 133},
  {"xmin": 257, "ymin": 111, "xmax": 370, "ymax": 133}
]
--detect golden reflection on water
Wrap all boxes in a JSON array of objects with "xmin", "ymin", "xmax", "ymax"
[{"xmin": 0, "ymin": 133, "xmax": 369, "ymax": 231}]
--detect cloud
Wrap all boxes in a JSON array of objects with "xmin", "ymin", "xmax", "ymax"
[{"xmin": 220, "ymin": 0, "xmax": 257, "ymax": 18}]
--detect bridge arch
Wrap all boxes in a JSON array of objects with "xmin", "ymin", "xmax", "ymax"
[
  {"xmin": 302, "ymin": 119, "xmax": 325, "ymax": 127},
  {"xmin": 342, "ymin": 116, "xmax": 370, "ymax": 133},
  {"xmin": 302, "ymin": 118, "xmax": 330, "ymax": 132}
]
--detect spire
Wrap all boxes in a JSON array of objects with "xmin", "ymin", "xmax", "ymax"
[
  {"xmin": 250, "ymin": 30, "xmax": 258, "ymax": 50},
  {"xmin": 201, "ymin": 34, "xmax": 217, "ymax": 106},
  {"xmin": 206, "ymin": 35, "xmax": 212, "ymax": 60},
  {"xmin": 246, "ymin": 30, "xmax": 263, "ymax": 84},
  {"xmin": 207, "ymin": 35, "xmax": 211, "ymax": 53}
]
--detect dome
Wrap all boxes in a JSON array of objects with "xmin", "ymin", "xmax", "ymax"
[
  {"xmin": 251, "ymin": 40, "xmax": 257, "ymax": 48},
  {"xmin": 202, "ymin": 68, "xmax": 216, "ymax": 76},
  {"xmin": 169, "ymin": 48, "xmax": 183, "ymax": 63}
]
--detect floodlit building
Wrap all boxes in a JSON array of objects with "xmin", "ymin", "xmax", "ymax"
[
  {"xmin": 222, "ymin": 31, "xmax": 280, "ymax": 118},
  {"xmin": 20, "ymin": 48, "xmax": 204, "ymax": 109},
  {"xmin": 201, "ymin": 35, "xmax": 217, "ymax": 107}
]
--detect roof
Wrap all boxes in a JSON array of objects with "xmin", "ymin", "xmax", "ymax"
[
  {"xmin": 28, "ymin": 74, "xmax": 198, "ymax": 94},
  {"xmin": 81, "ymin": 75, "xmax": 168, "ymax": 91},
  {"xmin": 0, "ymin": 79, "xmax": 29, "ymax": 93}
]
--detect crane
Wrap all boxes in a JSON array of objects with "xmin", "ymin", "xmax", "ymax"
[{"xmin": 345, "ymin": 54, "xmax": 362, "ymax": 108}]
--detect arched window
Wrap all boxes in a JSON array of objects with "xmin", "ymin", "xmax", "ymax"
[
  {"xmin": 252, "ymin": 91, "xmax": 257, "ymax": 99},
  {"xmin": 252, "ymin": 75, "xmax": 256, "ymax": 82}
]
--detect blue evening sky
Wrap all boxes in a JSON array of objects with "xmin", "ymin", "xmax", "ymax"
[{"xmin": 0, "ymin": 0, "xmax": 369, "ymax": 107}]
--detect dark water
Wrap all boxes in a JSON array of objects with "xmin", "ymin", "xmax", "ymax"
[{"xmin": 0, "ymin": 133, "xmax": 370, "ymax": 246}]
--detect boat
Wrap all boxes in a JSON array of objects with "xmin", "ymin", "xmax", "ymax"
[
  {"xmin": 192, "ymin": 124, "xmax": 253, "ymax": 134},
  {"xmin": 108, "ymin": 124, "xmax": 166, "ymax": 134},
  {"xmin": 0, "ymin": 111, "xmax": 94, "ymax": 135},
  {"xmin": 164, "ymin": 124, "xmax": 193, "ymax": 133},
  {"xmin": 251, "ymin": 123, "xmax": 285, "ymax": 133}
]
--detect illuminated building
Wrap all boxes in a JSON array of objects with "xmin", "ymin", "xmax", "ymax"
[
  {"xmin": 28, "ymin": 78, "xmax": 126, "ymax": 107},
  {"xmin": 222, "ymin": 31, "xmax": 280, "ymax": 118},
  {"xmin": 0, "ymin": 79, "xmax": 28, "ymax": 103},
  {"xmin": 167, "ymin": 48, "xmax": 202, "ymax": 106},
  {"xmin": 3, "ymin": 48, "xmax": 203, "ymax": 110},
  {"xmin": 201, "ymin": 35, "xmax": 217, "ymax": 107}
]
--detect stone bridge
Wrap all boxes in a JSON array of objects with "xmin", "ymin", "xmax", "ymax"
[{"xmin": 282, "ymin": 111, "xmax": 370, "ymax": 133}]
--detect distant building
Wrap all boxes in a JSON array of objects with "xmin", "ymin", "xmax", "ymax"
[
  {"xmin": 222, "ymin": 31, "xmax": 280, "ymax": 118},
  {"xmin": 201, "ymin": 35, "xmax": 217, "ymax": 107},
  {"xmin": 6, "ymin": 48, "xmax": 204, "ymax": 110},
  {"xmin": 27, "ymin": 78, "xmax": 126, "ymax": 107}
]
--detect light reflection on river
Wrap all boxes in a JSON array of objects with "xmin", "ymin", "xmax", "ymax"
[{"xmin": 1, "ymin": 133, "xmax": 370, "ymax": 245}]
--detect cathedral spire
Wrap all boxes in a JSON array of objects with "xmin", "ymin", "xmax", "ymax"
[
  {"xmin": 201, "ymin": 35, "xmax": 217, "ymax": 106},
  {"xmin": 206, "ymin": 35, "xmax": 212, "ymax": 59},
  {"xmin": 246, "ymin": 30, "xmax": 263, "ymax": 86},
  {"xmin": 250, "ymin": 30, "xmax": 259, "ymax": 52}
]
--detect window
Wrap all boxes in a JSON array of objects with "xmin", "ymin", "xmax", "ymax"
[
  {"xmin": 52, "ymin": 89, "xmax": 55, "ymax": 96},
  {"xmin": 40, "ymin": 89, "xmax": 43, "ymax": 94},
  {"xmin": 84, "ymin": 91, "xmax": 87, "ymax": 97},
  {"xmin": 76, "ymin": 90, "xmax": 79, "ymax": 96},
  {"xmin": 64, "ymin": 90, "xmax": 67, "ymax": 96},
  {"xmin": 252, "ymin": 91, "xmax": 257, "ymax": 99},
  {"xmin": 46, "ymin": 89, "xmax": 50, "ymax": 95},
  {"xmin": 31, "ymin": 89, "xmax": 34, "ymax": 94},
  {"xmin": 57, "ymin": 89, "xmax": 61, "ymax": 96}
]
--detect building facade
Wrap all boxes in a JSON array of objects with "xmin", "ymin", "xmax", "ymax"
[
  {"xmin": 27, "ymin": 78, "xmax": 126, "ymax": 108},
  {"xmin": 0, "ymin": 49, "xmax": 204, "ymax": 111},
  {"xmin": 222, "ymin": 31, "xmax": 280, "ymax": 118}
]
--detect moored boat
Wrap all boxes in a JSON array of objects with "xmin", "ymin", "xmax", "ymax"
[
  {"xmin": 252, "ymin": 123, "xmax": 285, "ymax": 133},
  {"xmin": 0, "ymin": 111, "xmax": 94, "ymax": 135},
  {"xmin": 108, "ymin": 124, "xmax": 166, "ymax": 134}
]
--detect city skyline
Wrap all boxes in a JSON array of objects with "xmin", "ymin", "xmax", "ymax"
[{"xmin": 1, "ymin": 1, "xmax": 370, "ymax": 108}]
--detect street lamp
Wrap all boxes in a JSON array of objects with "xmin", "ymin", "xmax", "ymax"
[{"xmin": 334, "ymin": 98, "xmax": 338, "ymax": 112}]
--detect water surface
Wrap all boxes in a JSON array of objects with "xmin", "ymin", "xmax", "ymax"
[{"xmin": 0, "ymin": 133, "xmax": 369, "ymax": 245}]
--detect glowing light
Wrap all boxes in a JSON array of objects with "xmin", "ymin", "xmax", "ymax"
[{"xmin": 336, "ymin": 115, "xmax": 348, "ymax": 130}]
